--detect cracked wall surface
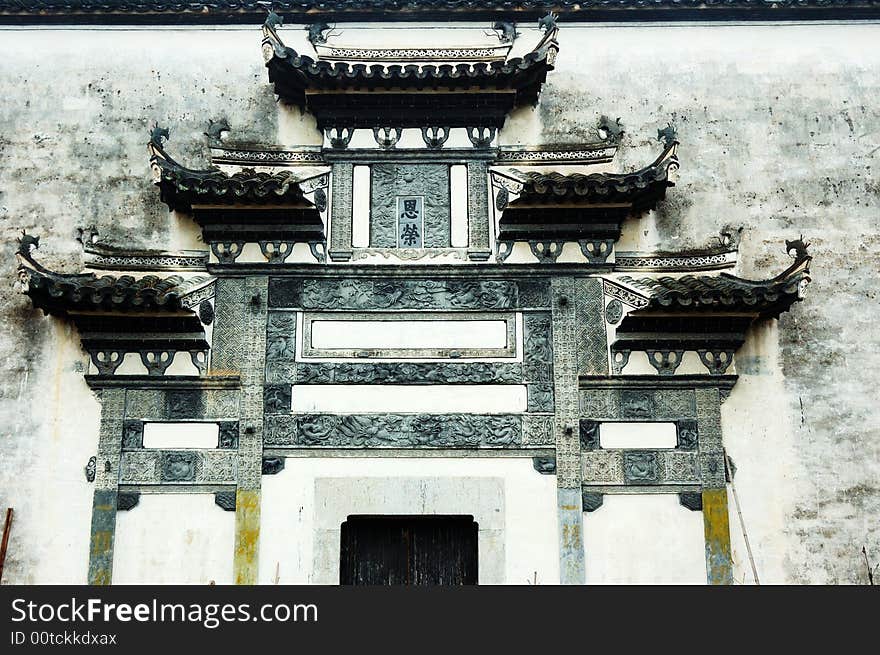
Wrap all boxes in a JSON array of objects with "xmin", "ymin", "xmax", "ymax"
[{"xmin": 0, "ymin": 23, "xmax": 877, "ymax": 584}]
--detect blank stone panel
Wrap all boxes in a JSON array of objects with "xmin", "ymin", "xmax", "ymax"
[
  {"xmin": 113, "ymin": 494, "xmax": 234, "ymax": 585},
  {"xmin": 290, "ymin": 384, "xmax": 528, "ymax": 414},
  {"xmin": 142, "ymin": 423, "xmax": 219, "ymax": 449},
  {"xmin": 599, "ymin": 422, "xmax": 677, "ymax": 449},
  {"xmin": 583, "ymin": 495, "xmax": 706, "ymax": 585}
]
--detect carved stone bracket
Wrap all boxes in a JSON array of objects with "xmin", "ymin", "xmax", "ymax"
[
  {"xmin": 262, "ymin": 456, "xmax": 285, "ymax": 475},
  {"xmin": 421, "ymin": 127, "xmax": 450, "ymax": 149},
  {"xmin": 698, "ymin": 349, "xmax": 735, "ymax": 375},
  {"xmin": 259, "ymin": 241, "xmax": 295, "ymax": 264},
  {"xmin": 581, "ymin": 491, "xmax": 604, "ymax": 512},
  {"xmin": 529, "ymin": 241, "xmax": 565, "ymax": 264},
  {"xmin": 532, "ymin": 456, "xmax": 557, "ymax": 475},
  {"xmin": 117, "ymin": 492, "xmax": 140, "ymax": 511},
  {"xmin": 308, "ymin": 241, "xmax": 327, "ymax": 263},
  {"xmin": 89, "ymin": 350, "xmax": 125, "ymax": 375},
  {"xmin": 467, "ymin": 126, "xmax": 496, "ymax": 148},
  {"xmin": 325, "ymin": 127, "xmax": 354, "ymax": 149},
  {"xmin": 578, "ymin": 239, "xmax": 614, "ymax": 264},
  {"xmin": 611, "ymin": 350, "xmax": 631, "ymax": 375},
  {"xmin": 373, "ymin": 127, "xmax": 402, "ymax": 150},
  {"xmin": 679, "ymin": 492, "xmax": 703, "ymax": 511},
  {"xmin": 496, "ymin": 240, "xmax": 514, "ymax": 262},
  {"xmin": 189, "ymin": 350, "xmax": 208, "ymax": 375},
  {"xmin": 214, "ymin": 491, "xmax": 237, "ymax": 511},
  {"xmin": 646, "ymin": 350, "xmax": 685, "ymax": 376},
  {"xmin": 139, "ymin": 350, "xmax": 175, "ymax": 376},
  {"xmin": 211, "ymin": 242, "xmax": 245, "ymax": 264}
]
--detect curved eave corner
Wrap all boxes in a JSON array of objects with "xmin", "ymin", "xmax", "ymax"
[
  {"xmin": 615, "ymin": 238, "xmax": 813, "ymax": 320},
  {"xmin": 148, "ymin": 136, "xmax": 311, "ymax": 213},
  {"xmin": 15, "ymin": 233, "xmax": 214, "ymax": 317},
  {"xmin": 505, "ymin": 140, "xmax": 679, "ymax": 208}
]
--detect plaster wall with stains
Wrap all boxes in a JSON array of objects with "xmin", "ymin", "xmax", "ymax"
[{"xmin": 0, "ymin": 22, "xmax": 877, "ymax": 584}]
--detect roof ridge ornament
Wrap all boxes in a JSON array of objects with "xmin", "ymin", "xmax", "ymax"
[
  {"xmin": 657, "ymin": 122, "xmax": 678, "ymax": 147},
  {"xmin": 264, "ymin": 9, "xmax": 283, "ymax": 30},
  {"xmin": 598, "ymin": 115, "xmax": 624, "ymax": 143},
  {"xmin": 492, "ymin": 21, "xmax": 518, "ymax": 44},
  {"xmin": 308, "ymin": 22, "xmax": 331, "ymax": 46},
  {"xmin": 204, "ymin": 118, "xmax": 230, "ymax": 147},
  {"xmin": 149, "ymin": 122, "xmax": 169, "ymax": 149},
  {"xmin": 785, "ymin": 235, "xmax": 811, "ymax": 263}
]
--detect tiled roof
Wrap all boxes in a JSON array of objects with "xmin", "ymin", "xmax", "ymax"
[
  {"xmin": 2, "ymin": 1, "xmax": 877, "ymax": 23},
  {"xmin": 513, "ymin": 143, "xmax": 678, "ymax": 205},
  {"xmin": 150, "ymin": 143, "xmax": 309, "ymax": 212},
  {"xmin": 616, "ymin": 255, "xmax": 811, "ymax": 316},
  {"xmin": 16, "ymin": 239, "xmax": 212, "ymax": 314},
  {"xmin": 262, "ymin": 23, "xmax": 557, "ymax": 108}
]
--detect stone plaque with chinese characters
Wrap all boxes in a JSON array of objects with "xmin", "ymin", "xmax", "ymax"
[{"xmin": 397, "ymin": 195, "xmax": 424, "ymax": 248}]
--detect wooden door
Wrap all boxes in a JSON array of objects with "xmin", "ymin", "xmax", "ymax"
[{"xmin": 339, "ymin": 515, "xmax": 478, "ymax": 585}]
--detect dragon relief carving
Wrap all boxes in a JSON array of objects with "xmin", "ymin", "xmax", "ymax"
[{"xmin": 286, "ymin": 414, "xmax": 521, "ymax": 448}]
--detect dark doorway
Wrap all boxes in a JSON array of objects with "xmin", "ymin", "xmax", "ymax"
[{"xmin": 339, "ymin": 515, "xmax": 478, "ymax": 585}]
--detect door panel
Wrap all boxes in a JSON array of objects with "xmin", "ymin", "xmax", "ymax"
[{"xmin": 340, "ymin": 516, "xmax": 478, "ymax": 585}]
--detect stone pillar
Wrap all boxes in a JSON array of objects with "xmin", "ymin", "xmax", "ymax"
[
  {"xmin": 87, "ymin": 388, "xmax": 125, "ymax": 585},
  {"xmin": 466, "ymin": 161, "xmax": 491, "ymax": 261},
  {"xmin": 328, "ymin": 162, "xmax": 354, "ymax": 262},
  {"xmin": 213, "ymin": 277, "xmax": 268, "ymax": 585},
  {"xmin": 696, "ymin": 387, "xmax": 733, "ymax": 585},
  {"xmin": 702, "ymin": 488, "xmax": 734, "ymax": 585},
  {"xmin": 551, "ymin": 277, "xmax": 585, "ymax": 584}
]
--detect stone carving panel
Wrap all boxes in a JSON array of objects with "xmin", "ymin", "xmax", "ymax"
[
  {"xmin": 295, "ymin": 362, "xmax": 523, "ymax": 384},
  {"xmin": 270, "ymin": 279, "xmax": 518, "ymax": 310},
  {"xmin": 582, "ymin": 450, "xmax": 624, "ymax": 484},
  {"xmin": 523, "ymin": 312, "xmax": 553, "ymax": 383},
  {"xmin": 265, "ymin": 414, "xmax": 522, "ymax": 448},
  {"xmin": 371, "ymin": 164, "xmax": 450, "ymax": 248}
]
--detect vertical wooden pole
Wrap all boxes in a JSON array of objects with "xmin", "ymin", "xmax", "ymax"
[
  {"xmin": 0, "ymin": 508, "xmax": 13, "ymax": 583},
  {"xmin": 702, "ymin": 488, "xmax": 734, "ymax": 585}
]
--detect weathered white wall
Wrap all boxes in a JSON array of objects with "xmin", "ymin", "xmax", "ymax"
[
  {"xmin": 0, "ymin": 22, "xmax": 878, "ymax": 584},
  {"xmin": 113, "ymin": 494, "xmax": 234, "ymax": 585},
  {"xmin": 259, "ymin": 457, "xmax": 559, "ymax": 585},
  {"xmin": 583, "ymin": 495, "xmax": 706, "ymax": 585}
]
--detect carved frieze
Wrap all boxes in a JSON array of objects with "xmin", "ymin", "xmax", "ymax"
[
  {"xmin": 270, "ymin": 278, "xmax": 518, "ymax": 310},
  {"xmin": 523, "ymin": 312, "xmax": 553, "ymax": 383},
  {"xmin": 265, "ymin": 414, "xmax": 522, "ymax": 448},
  {"xmin": 118, "ymin": 450, "xmax": 237, "ymax": 485},
  {"xmin": 294, "ymin": 362, "xmax": 523, "ymax": 384}
]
